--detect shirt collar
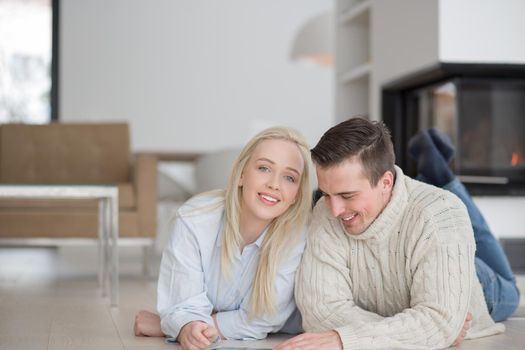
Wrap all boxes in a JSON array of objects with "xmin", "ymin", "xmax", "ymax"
[
  {"xmin": 253, "ymin": 226, "xmax": 269, "ymax": 248},
  {"xmin": 215, "ymin": 211, "xmax": 269, "ymax": 249}
]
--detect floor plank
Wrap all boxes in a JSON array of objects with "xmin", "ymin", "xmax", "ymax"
[
  {"xmin": 49, "ymin": 304, "xmax": 124, "ymax": 350},
  {"xmin": 0, "ymin": 336, "xmax": 50, "ymax": 350}
]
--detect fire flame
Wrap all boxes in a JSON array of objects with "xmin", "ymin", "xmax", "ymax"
[{"xmin": 511, "ymin": 152, "xmax": 519, "ymax": 166}]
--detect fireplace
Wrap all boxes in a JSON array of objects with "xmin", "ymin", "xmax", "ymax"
[{"xmin": 382, "ymin": 63, "xmax": 525, "ymax": 195}]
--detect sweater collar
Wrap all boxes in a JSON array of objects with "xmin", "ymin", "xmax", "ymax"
[{"xmin": 341, "ymin": 165, "xmax": 408, "ymax": 243}]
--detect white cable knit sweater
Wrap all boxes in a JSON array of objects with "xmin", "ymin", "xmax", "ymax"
[{"xmin": 296, "ymin": 166, "xmax": 504, "ymax": 349}]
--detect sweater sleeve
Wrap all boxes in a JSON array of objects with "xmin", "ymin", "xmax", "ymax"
[{"xmin": 296, "ymin": 200, "xmax": 476, "ymax": 350}]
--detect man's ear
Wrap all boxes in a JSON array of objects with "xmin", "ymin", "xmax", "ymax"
[{"xmin": 381, "ymin": 170, "xmax": 394, "ymax": 192}]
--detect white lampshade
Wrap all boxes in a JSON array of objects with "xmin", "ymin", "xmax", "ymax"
[{"xmin": 290, "ymin": 12, "xmax": 334, "ymax": 66}]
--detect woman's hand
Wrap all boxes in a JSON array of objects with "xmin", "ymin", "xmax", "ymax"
[
  {"xmin": 133, "ymin": 310, "xmax": 164, "ymax": 337},
  {"xmin": 177, "ymin": 321, "xmax": 217, "ymax": 350},
  {"xmin": 211, "ymin": 313, "xmax": 225, "ymax": 340}
]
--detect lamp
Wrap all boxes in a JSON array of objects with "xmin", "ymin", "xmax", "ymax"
[{"xmin": 290, "ymin": 12, "xmax": 334, "ymax": 66}]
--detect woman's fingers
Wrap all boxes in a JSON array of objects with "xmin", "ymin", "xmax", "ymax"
[{"xmin": 203, "ymin": 326, "xmax": 219, "ymax": 342}]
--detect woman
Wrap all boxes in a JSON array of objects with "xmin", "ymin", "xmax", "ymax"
[{"xmin": 134, "ymin": 127, "xmax": 312, "ymax": 350}]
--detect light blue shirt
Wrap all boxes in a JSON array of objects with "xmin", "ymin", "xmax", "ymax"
[{"xmin": 157, "ymin": 193, "xmax": 305, "ymax": 340}]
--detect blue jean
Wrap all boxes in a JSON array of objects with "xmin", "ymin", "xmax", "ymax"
[{"xmin": 443, "ymin": 179, "xmax": 520, "ymax": 321}]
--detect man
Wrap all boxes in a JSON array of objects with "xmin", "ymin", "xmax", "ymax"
[{"xmin": 276, "ymin": 117, "xmax": 513, "ymax": 350}]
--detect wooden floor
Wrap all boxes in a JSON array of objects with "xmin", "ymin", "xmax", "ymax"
[{"xmin": 0, "ymin": 246, "xmax": 524, "ymax": 350}]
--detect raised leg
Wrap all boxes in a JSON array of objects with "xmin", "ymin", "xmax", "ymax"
[{"xmin": 409, "ymin": 128, "xmax": 520, "ymax": 321}]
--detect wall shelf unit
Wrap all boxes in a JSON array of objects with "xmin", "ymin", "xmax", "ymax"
[
  {"xmin": 335, "ymin": 0, "xmax": 372, "ymax": 122},
  {"xmin": 338, "ymin": 0, "xmax": 370, "ymax": 24},
  {"xmin": 340, "ymin": 62, "xmax": 371, "ymax": 83}
]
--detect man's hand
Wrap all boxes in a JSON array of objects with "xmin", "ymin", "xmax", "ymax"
[
  {"xmin": 177, "ymin": 321, "xmax": 215, "ymax": 350},
  {"xmin": 453, "ymin": 312, "xmax": 473, "ymax": 346},
  {"xmin": 274, "ymin": 331, "xmax": 343, "ymax": 350},
  {"xmin": 134, "ymin": 310, "xmax": 164, "ymax": 337}
]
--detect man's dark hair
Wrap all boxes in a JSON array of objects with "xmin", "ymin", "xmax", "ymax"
[{"xmin": 311, "ymin": 116, "xmax": 396, "ymax": 186}]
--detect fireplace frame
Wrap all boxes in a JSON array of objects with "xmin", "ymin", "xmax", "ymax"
[{"xmin": 382, "ymin": 63, "xmax": 525, "ymax": 196}]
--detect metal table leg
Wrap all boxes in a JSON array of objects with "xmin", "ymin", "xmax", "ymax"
[
  {"xmin": 97, "ymin": 200, "xmax": 106, "ymax": 295},
  {"xmin": 109, "ymin": 192, "xmax": 119, "ymax": 307}
]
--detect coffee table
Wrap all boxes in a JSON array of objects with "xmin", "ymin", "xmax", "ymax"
[{"xmin": 0, "ymin": 185, "xmax": 119, "ymax": 306}]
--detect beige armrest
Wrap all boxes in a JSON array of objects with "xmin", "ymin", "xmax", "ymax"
[{"xmin": 133, "ymin": 154, "xmax": 158, "ymax": 237}]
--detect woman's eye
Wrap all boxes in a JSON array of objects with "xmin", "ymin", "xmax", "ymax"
[
  {"xmin": 285, "ymin": 175, "xmax": 296, "ymax": 183},
  {"xmin": 258, "ymin": 166, "xmax": 270, "ymax": 172}
]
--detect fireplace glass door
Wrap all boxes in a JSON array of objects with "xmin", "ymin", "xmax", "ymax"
[{"xmin": 404, "ymin": 78, "xmax": 525, "ymax": 193}]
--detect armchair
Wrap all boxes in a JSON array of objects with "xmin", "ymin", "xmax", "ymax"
[{"xmin": 0, "ymin": 123, "xmax": 157, "ymax": 241}]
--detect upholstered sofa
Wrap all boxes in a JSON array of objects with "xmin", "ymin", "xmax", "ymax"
[{"xmin": 0, "ymin": 123, "xmax": 157, "ymax": 240}]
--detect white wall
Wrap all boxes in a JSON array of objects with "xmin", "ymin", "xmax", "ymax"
[
  {"xmin": 60, "ymin": 0, "xmax": 333, "ymax": 152},
  {"xmin": 439, "ymin": 0, "xmax": 525, "ymax": 64}
]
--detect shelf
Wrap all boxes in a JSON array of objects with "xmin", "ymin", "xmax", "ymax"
[
  {"xmin": 335, "ymin": 0, "xmax": 373, "ymax": 122},
  {"xmin": 335, "ymin": 76, "xmax": 370, "ymax": 122},
  {"xmin": 339, "ymin": 62, "xmax": 371, "ymax": 83},
  {"xmin": 338, "ymin": 0, "xmax": 371, "ymax": 24}
]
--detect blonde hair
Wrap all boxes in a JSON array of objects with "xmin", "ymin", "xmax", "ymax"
[{"xmin": 222, "ymin": 127, "xmax": 312, "ymax": 317}]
